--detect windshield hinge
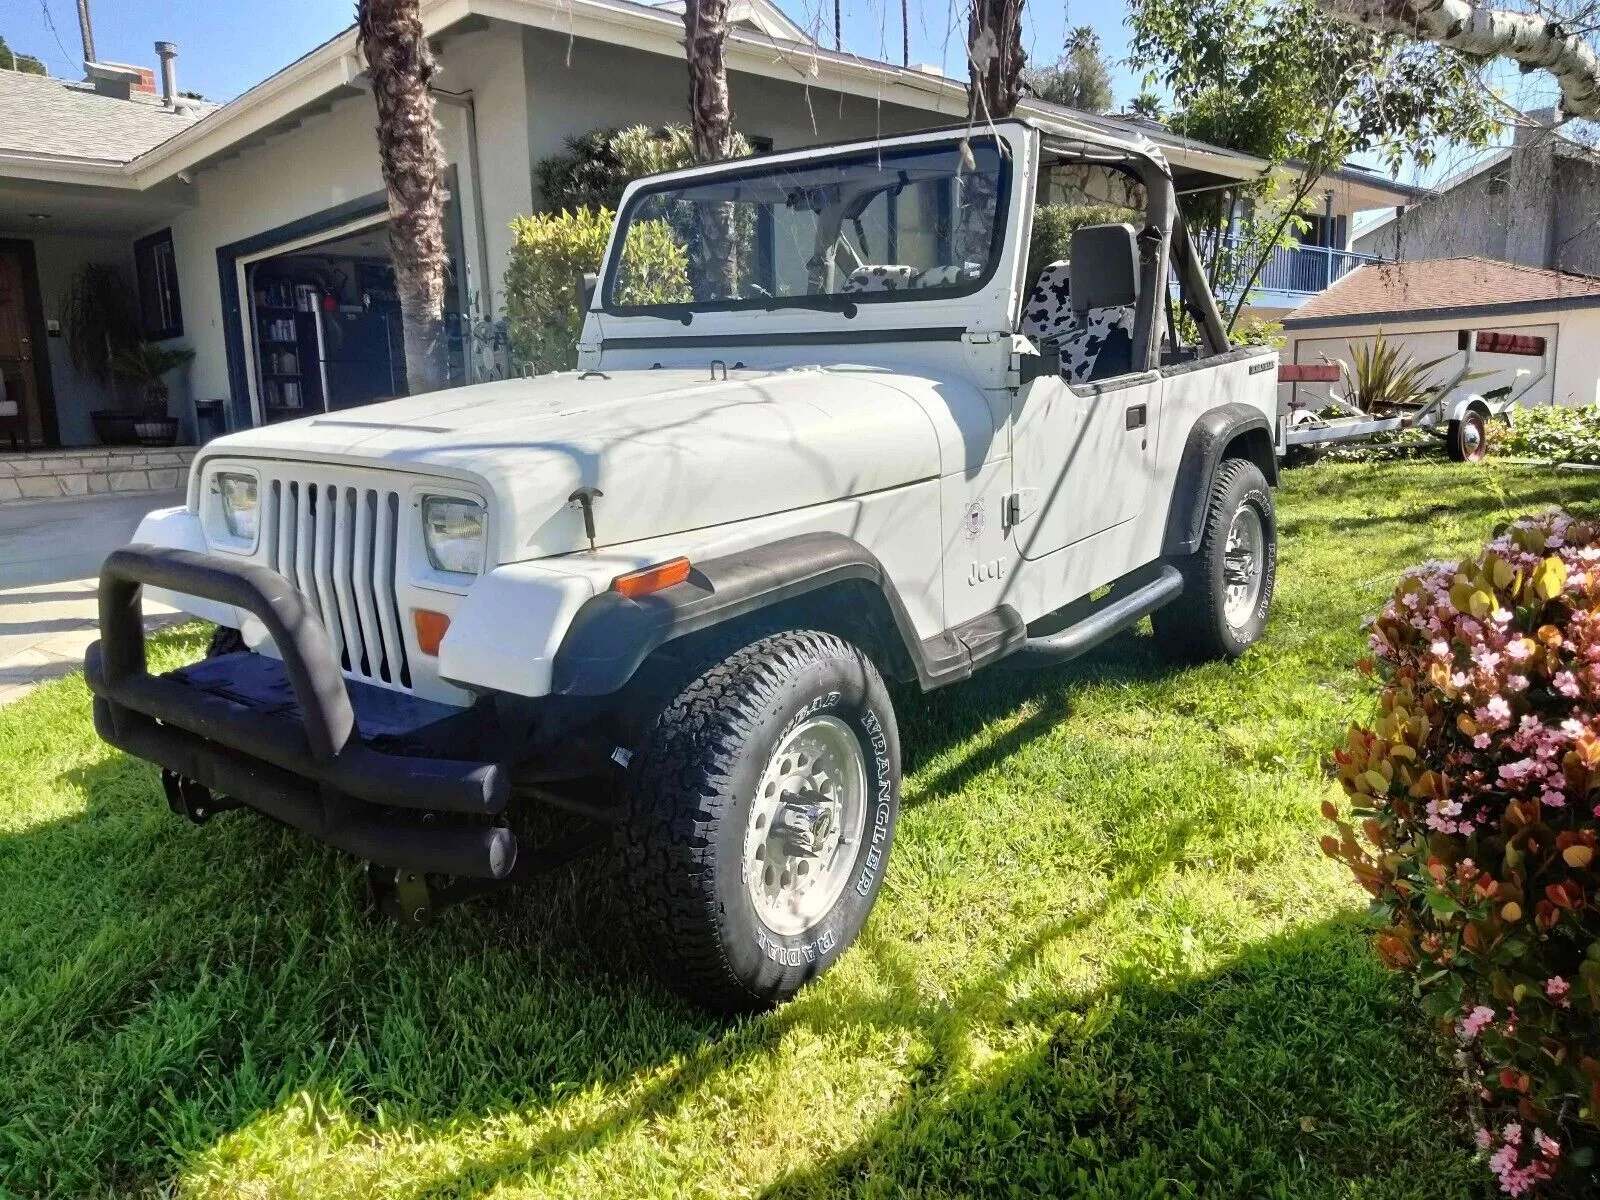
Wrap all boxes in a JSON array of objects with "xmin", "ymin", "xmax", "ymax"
[{"xmin": 1003, "ymin": 488, "xmax": 1040, "ymax": 528}]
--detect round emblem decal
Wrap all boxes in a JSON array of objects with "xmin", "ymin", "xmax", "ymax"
[{"xmin": 963, "ymin": 499, "xmax": 986, "ymax": 540}]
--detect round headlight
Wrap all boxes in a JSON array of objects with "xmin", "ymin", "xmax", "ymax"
[
  {"xmin": 217, "ymin": 472, "xmax": 259, "ymax": 542},
  {"xmin": 421, "ymin": 496, "xmax": 485, "ymax": 575}
]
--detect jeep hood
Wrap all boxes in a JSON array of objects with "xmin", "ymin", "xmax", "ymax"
[{"xmin": 204, "ymin": 366, "xmax": 944, "ymax": 561}]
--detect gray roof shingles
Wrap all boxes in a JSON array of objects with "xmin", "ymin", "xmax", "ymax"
[{"xmin": 0, "ymin": 70, "xmax": 208, "ymax": 164}]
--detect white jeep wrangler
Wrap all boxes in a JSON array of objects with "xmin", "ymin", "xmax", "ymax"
[{"xmin": 87, "ymin": 116, "xmax": 1280, "ymax": 1012}]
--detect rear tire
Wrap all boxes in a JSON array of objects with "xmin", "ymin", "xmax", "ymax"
[
  {"xmin": 618, "ymin": 630, "xmax": 900, "ymax": 1013},
  {"xmin": 1152, "ymin": 457, "xmax": 1276, "ymax": 662},
  {"xmin": 1447, "ymin": 409, "xmax": 1488, "ymax": 462}
]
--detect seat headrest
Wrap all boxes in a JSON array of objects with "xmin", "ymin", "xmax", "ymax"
[{"xmin": 1069, "ymin": 224, "xmax": 1139, "ymax": 313}]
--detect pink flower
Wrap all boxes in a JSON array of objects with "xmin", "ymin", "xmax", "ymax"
[
  {"xmin": 1554, "ymin": 670, "xmax": 1581, "ymax": 698},
  {"xmin": 1476, "ymin": 1127, "xmax": 1493, "ymax": 1149},
  {"xmin": 1546, "ymin": 977, "xmax": 1571, "ymax": 1007},
  {"xmin": 1459, "ymin": 1005, "xmax": 1496, "ymax": 1040}
]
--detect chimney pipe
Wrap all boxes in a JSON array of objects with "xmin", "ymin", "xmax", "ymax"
[
  {"xmin": 155, "ymin": 41, "xmax": 177, "ymax": 106},
  {"xmin": 76, "ymin": 0, "xmax": 96, "ymax": 69}
]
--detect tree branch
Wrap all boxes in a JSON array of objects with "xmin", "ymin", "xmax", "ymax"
[{"xmin": 1321, "ymin": 0, "xmax": 1600, "ymax": 119}]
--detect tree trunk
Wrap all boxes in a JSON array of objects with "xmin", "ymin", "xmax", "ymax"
[
  {"xmin": 682, "ymin": 0, "xmax": 737, "ymax": 298},
  {"xmin": 1321, "ymin": 0, "xmax": 1600, "ymax": 120},
  {"xmin": 358, "ymin": 0, "xmax": 449, "ymax": 394},
  {"xmin": 966, "ymin": 0, "xmax": 1027, "ymax": 123},
  {"xmin": 902, "ymin": 0, "xmax": 910, "ymax": 66}
]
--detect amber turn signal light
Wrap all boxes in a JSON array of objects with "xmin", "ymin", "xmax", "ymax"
[
  {"xmin": 412, "ymin": 608, "xmax": 451, "ymax": 655},
  {"xmin": 611, "ymin": 557, "xmax": 692, "ymax": 598}
]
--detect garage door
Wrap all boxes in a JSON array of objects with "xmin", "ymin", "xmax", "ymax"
[{"xmin": 1292, "ymin": 322, "xmax": 1559, "ymax": 408}]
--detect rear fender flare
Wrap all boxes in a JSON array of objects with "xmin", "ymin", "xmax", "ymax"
[{"xmin": 1162, "ymin": 402, "xmax": 1278, "ymax": 558}]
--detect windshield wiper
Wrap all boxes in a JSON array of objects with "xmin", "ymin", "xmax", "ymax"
[
  {"xmin": 642, "ymin": 304, "xmax": 695, "ymax": 325},
  {"xmin": 763, "ymin": 294, "xmax": 859, "ymax": 318}
]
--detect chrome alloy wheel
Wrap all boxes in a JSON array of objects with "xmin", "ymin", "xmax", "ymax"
[
  {"xmin": 1222, "ymin": 504, "xmax": 1266, "ymax": 629},
  {"xmin": 742, "ymin": 714, "xmax": 867, "ymax": 936}
]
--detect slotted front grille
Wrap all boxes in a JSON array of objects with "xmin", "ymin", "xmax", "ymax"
[{"xmin": 260, "ymin": 477, "xmax": 411, "ymax": 691}]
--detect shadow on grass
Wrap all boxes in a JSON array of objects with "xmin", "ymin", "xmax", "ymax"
[
  {"xmin": 0, "ymin": 625, "xmax": 1174, "ymax": 1198},
  {"xmin": 759, "ymin": 916, "xmax": 1483, "ymax": 1200}
]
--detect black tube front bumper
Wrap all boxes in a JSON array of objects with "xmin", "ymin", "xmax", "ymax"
[{"xmin": 85, "ymin": 545, "xmax": 516, "ymax": 879}]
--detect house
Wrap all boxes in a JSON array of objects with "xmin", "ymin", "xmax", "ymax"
[
  {"xmin": 1353, "ymin": 110, "xmax": 1600, "ymax": 276},
  {"xmin": 0, "ymin": 0, "xmax": 1416, "ymax": 460},
  {"xmin": 1280, "ymin": 256, "xmax": 1600, "ymax": 408}
]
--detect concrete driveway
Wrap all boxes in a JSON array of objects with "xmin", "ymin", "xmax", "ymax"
[
  {"xmin": 0, "ymin": 490, "xmax": 184, "ymax": 590},
  {"xmin": 0, "ymin": 492, "xmax": 186, "ymax": 706}
]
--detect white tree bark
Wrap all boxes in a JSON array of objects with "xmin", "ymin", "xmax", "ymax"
[{"xmin": 1321, "ymin": 0, "xmax": 1600, "ymax": 120}]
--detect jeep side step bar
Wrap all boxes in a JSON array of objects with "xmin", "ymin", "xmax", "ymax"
[{"xmin": 1009, "ymin": 564, "xmax": 1184, "ymax": 667}]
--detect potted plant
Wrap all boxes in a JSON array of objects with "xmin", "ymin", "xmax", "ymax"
[
  {"xmin": 110, "ymin": 343, "xmax": 195, "ymax": 447},
  {"xmin": 59, "ymin": 263, "xmax": 144, "ymax": 445}
]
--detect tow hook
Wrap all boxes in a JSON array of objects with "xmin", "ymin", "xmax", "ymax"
[{"xmin": 160, "ymin": 769, "xmax": 239, "ymax": 825}]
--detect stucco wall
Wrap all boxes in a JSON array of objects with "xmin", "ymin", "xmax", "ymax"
[
  {"xmin": 1285, "ymin": 308, "xmax": 1600, "ymax": 410},
  {"xmin": 140, "ymin": 17, "xmax": 957, "ymax": 433},
  {"xmin": 1352, "ymin": 134, "xmax": 1600, "ymax": 276},
  {"xmin": 0, "ymin": 231, "xmax": 133, "ymax": 446},
  {"xmin": 521, "ymin": 27, "xmax": 934, "ymax": 203}
]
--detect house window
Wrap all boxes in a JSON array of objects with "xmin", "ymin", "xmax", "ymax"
[{"xmin": 134, "ymin": 228, "xmax": 183, "ymax": 339}]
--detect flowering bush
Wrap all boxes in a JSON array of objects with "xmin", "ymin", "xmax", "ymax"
[{"xmin": 1324, "ymin": 509, "xmax": 1600, "ymax": 1196}]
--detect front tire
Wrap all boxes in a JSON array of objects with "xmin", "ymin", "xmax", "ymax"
[
  {"xmin": 1152, "ymin": 457, "xmax": 1277, "ymax": 662},
  {"xmin": 618, "ymin": 630, "xmax": 901, "ymax": 1013}
]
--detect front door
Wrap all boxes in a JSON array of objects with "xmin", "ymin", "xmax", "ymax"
[
  {"xmin": 1010, "ymin": 368, "xmax": 1159, "ymax": 560},
  {"xmin": 0, "ymin": 244, "xmax": 51, "ymax": 448}
]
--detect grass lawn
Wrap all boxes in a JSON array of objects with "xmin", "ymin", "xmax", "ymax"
[{"xmin": 3, "ymin": 459, "xmax": 1595, "ymax": 1198}]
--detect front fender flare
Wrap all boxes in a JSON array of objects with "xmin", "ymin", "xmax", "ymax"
[
  {"xmin": 549, "ymin": 532, "xmax": 936, "ymax": 696},
  {"xmin": 1161, "ymin": 402, "xmax": 1277, "ymax": 557}
]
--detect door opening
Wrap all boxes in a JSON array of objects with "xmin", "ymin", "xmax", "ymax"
[
  {"xmin": 0, "ymin": 241, "xmax": 56, "ymax": 449},
  {"xmin": 243, "ymin": 222, "xmax": 466, "ymax": 426}
]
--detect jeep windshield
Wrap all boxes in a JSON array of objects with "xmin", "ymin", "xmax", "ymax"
[{"xmin": 602, "ymin": 137, "xmax": 1009, "ymax": 317}]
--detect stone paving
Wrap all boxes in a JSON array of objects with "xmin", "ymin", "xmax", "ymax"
[
  {"xmin": 0, "ymin": 578, "xmax": 180, "ymax": 707},
  {"xmin": 0, "ymin": 489, "xmax": 189, "ymax": 707},
  {"xmin": 0, "ymin": 446, "xmax": 195, "ymax": 503}
]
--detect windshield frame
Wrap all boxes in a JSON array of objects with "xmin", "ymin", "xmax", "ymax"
[{"xmin": 598, "ymin": 134, "xmax": 1014, "ymax": 319}]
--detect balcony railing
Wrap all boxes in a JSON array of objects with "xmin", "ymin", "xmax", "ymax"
[
  {"xmin": 1200, "ymin": 236, "xmax": 1385, "ymax": 299},
  {"xmin": 1255, "ymin": 242, "xmax": 1382, "ymax": 295}
]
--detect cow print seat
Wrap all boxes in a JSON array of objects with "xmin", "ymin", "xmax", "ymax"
[
  {"xmin": 1021, "ymin": 260, "xmax": 1074, "ymax": 344},
  {"xmin": 1021, "ymin": 258, "xmax": 1134, "ymax": 383},
  {"xmin": 913, "ymin": 264, "xmax": 967, "ymax": 289},
  {"xmin": 841, "ymin": 264, "xmax": 920, "ymax": 293}
]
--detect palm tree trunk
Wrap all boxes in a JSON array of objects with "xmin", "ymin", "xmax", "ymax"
[
  {"xmin": 902, "ymin": 0, "xmax": 910, "ymax": 66},
  {"xmin": 835, "ymin": 0, "xmax": 842, "ymax": 50},
  {"xmin": 358, "ymin": 0, "xmax": 449, "ymax": 394},
  {"xmin": 966, "ymin": 0, "xmax": 1026, "ymax": 123},
  {"xmin": 682, "ymin": 0, "xmax": 737, "ymax": 298}
]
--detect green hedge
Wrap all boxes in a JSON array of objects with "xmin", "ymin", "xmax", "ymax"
[{"xmin": 503, "ymin": 208, "xmax": 689, "ymax": 374}]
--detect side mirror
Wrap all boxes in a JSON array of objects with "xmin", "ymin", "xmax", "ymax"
[
  {"xmin": 578, "ymin": 271, "xmax": 599, "ymax": 314},
  {"xmin": 1068, "ymin": 224, "xmax": 1140, "ymax": 310}
]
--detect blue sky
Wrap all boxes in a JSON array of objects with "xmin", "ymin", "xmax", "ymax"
[
  {"xmin": 0, "ymin": 0, "xmax": 1544, "ymax": 190},
  {"xmin": 1, "ymin": 0, "xmax": 1140, "ymax": 107}
]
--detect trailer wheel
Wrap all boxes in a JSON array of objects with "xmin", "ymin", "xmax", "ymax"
[
  {"xmin": 618, "ymin": 630, "xmax": 900, "ymax": 1013},
  {"xmin": 1153, "ymin": 457, "xmax": 1276, "ymax": 662},
  {"xmin": 1447, "ymin": 408, "xmax": 1488, "ymax": 462}
]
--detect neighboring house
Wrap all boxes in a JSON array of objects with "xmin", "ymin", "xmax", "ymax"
[
  {"xmin": 0, "ymin": 62, "xmax": 213, "ymax": 448},
  {"xmin": 0, "ymin": 0, "xmax": 1412, "ymax": 450},
  {"xmin": 1353, "ymin": 110, "xmax": 1600, "ymax": 276},
  {"xmin": 1281, "ymin": 256, "xmax": 1600, "ymax": 408}
]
